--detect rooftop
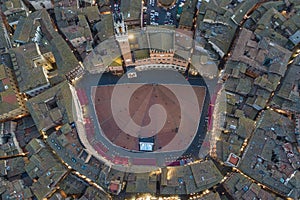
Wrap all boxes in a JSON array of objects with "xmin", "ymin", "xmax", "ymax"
[
  {"xmin": 231, "ymin": 0, "xmax": 260, "ymax": 24},
  {"xmin": 59, "ymin": 173, "xmax": 88, "ymax": 196},
  {"xmin": 80, "ymin": 6, "xmax": 101, "ymax": 24},
  {"xmin": 11, "ymin": 43, "xmax": 50, "ymax": 93},
  {"xmin": 1, "ymin": 0, "xmax": 27, "ymax": 24},
  {"xmin": 25, "ymin": 138, "xmax": 68, "ymax": 199},
  {"xmin": 48, "ymin": 35, "xmax": 79, "ymax": 77},
  {"xmin": 0, "ymin": 18, "xmax": 10, "ymax": 49},
  {"xmin": 178, "ymin": 0, "xmax": 197, "ymax": 29},
  {"xmin": 128, "ymin": 29, "xmax": 149, "ymax": 50},
  {"xmin": 12, "ymin": 10, "xmax": 47, "ymax": 44},
  {"xmin": 231, "ymin": 28, "xmax": 291, "ymax": 76},
  {"xmin": 60, "ymin": 14, "xmax": 92, "ymax": 48},
  {"xmin": 191, "ymin": 53, "xmax": 219, "ymax": 78},
  {"xmin": 0, "ymin": 179, "xmax": 33, "ymax": 200},
  {"xmin": 26, "ymin": 81, "xmax": 74, "ymax": 131},
  {"xmin": 94, "ymin": 14, "xmax": 114, "ymax": 42},
  {"xmin": 84, "ymin": 38, "xmax": 121, "ymax": 73},
  {"xmin": 126, "ymin": 172, "xmax": 157, "ymax": 194},
  {"xmin": 0, "ymin": 64, "xmax": 27, "ymax": 120},
  {"xmin": 120, "ymin": 0, "xmax": 141, "ymax": 21},
  {"xmin": 148, "ymin": 27, "xmax": 174, "ymax": 51},
  {"xmin": 190, "ymin": 160, "xmax": 223, "ymax": 191},
  {"xmin": 238, "ymin": 110, "xmax": 298, "ymax": 195},
  {"xmin": 160, "ymin": 160, "xmax": 223, "ymax": 194},
  {"xmin": 223, "ymin": 173, "xmax": 281, "ymax": 200},
  {"xmin": 198, "ymin": 192, "xmax": 221, "ymax": 200},
  {"xmin": 289, "ymin": 30, "xmax": 300, "ymax": 45},
  {"xmin": 79, "ymin": 186, "xmax": 110, "ymax": 200}
]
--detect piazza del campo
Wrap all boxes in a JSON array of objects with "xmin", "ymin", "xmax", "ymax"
[{"xmin": 0, "ymin": 0, "xmax": 299, "ymax": 200}]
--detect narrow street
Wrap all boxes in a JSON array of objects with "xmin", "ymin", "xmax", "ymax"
[{"xmin": 0, "ymin": 152, "xmax": 28, "ymax": 160}]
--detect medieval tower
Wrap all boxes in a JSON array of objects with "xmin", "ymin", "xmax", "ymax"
[{"xmin": 113, "ymin": 12, "xmax": 132, "ymax": 66}]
